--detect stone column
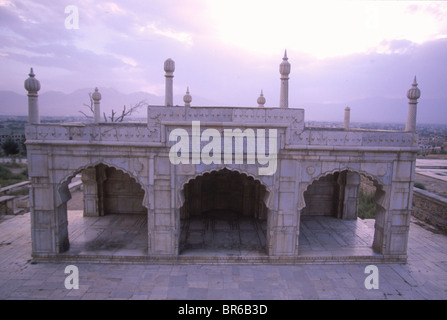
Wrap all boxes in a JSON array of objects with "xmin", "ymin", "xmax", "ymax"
[
  {"xmin": 92, "ymin": 87, "xmax": 102, "ymax": 123},
  {"xmin": 341, "ymin": 171, "xmax": 360, "ymax": 220},
  {"xmin": 30, "ymin": 182, "xmax": 57, "ymax": 253},
  {"xmin": 96, "ymin": 164, "xmax": 107, "ymax": 216},
  {"xmin": 24, "ymin": 68, "xmax": 41, "ymax": 124},
  {"xmin": 29, "ymin": 173, "xmax": 70, "ymax": 254},
  {"xmin": 383, "ymin": 159, "xmax": 415, "ymax": 256},
  {"xmin": 279, "ymin": 51, "xmax": 291, "ymax": 108},
  {"xmin": 405, "ymin": 77, "xmax": 421, "ymax": 132},
  {"xmin": 269, "ymin": 159, "xmax": 299, "ymax": 256},
  {"xmin": 344, "ymin": 106, "xmax": 350, "ymax": 130},
  {"xmin": 164, "ymin": 58, "xmax": 175, "ymax": 107},
  {"xmin": 81, "ymin": 167, "xmax": 99, "ymax": 217},
  {"xmin": 149, "ymin": 157, "xmax": 177, "ymax": 255}
]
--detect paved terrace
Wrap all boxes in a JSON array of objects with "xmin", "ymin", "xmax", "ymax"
[{"xmin": 0, "ymin": 208, "xmax": 446, "ymax": 299}]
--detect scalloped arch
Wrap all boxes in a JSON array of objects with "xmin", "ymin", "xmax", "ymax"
[
  {"xmin": 177, "ymin": 166, "xmax": 274, "ymax": 210},
  {"xmin": 298, "ymin": 167, "xmax": 385, "ymax": 211},
  {"xmin": 58, "ymin": 160, "xmax": 149, "ymax": 210}
]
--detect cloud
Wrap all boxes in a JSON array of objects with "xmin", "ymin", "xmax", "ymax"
[
  {"xmin": 375, "ymin": 39, "xmax": 415, "ymax": 55},
  {"xmin": 0, "ymin": 1, "xmax": 446, "ymax": 124},
  {"xmin": 138, "ymin": 23, "xmax": 193, "ymax": 46}
]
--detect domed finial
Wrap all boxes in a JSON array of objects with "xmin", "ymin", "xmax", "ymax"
[
  {"xmin": 91, "ymin": 87, "xmax": 102, "ymax": 123},
  {"xmin": 280, "ymin": 50, "xmax": 291, "ymax": 76},
  {"xmin": 183, "ymin": 86, "xmax": 192, "ymax": 107},
  {"xmin": 24, "ymin": 68, "xmax": 41, "ymax": 124},
  {"xmin": 92, "ymin": 87, "xmax": 102, "ymax": 102},
  {"xmin": 164, "ymin": 58, "xmax": 175, "ymax": 74},
  {"xmin": 405, "ymin": 76, "xmax": 421, "ymax": 132},
  {"xmin": 257, "ymin": 90, "xmax": 266, "ymax": 107},
  {"xmin": 407, "ymin": 75, "xmax": 421, "ymax": 101},
  {"xmin": 24, "ymin": 67, "xmax": 41, "ymax": 93}
]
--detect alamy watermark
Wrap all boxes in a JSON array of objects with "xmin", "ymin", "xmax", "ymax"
[
  {"xmin": 364, "ymin": 265, "xmax": 379, "ymax": 290},
  {"xmin": 64, "ymin": 265, "xmax": 79, "ymax": 290},
  {"xmin": 168, "ymin": 121, "xmax": 278, "ymax": 175},
  {"xmin": 65, "ymin": 5, "xmax": 79, "ymax": 30}
]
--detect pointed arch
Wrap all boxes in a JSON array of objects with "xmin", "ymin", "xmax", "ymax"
[
  {"xmin": 55, "ymin": 160, "xmax": 149, "ymax": 255},
  {"xmin": 299, "ymin": 167, "xmax": 388, "ymax": 254},
  {"xmin": 177, "ymin": 166, "xmax": 274, "ymax": 211},
  {"xmin": 57, "ymin": 160, "xmax": 150, "ymax": 210},
  {"xmin": 178, "ymin": 167, "xmax": 271, "ymax": 255},
  {"xmin": 299, "ymin": 167, "xmax": 386, "ymax": 212}
]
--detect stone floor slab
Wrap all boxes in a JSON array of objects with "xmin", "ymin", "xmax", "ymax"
[{"xmin": 1, "ymin": 211, "xmax": 447, "ymax": 300}]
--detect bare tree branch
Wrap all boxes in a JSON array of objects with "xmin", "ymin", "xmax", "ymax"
[
  {"xmin": 80, "ymin": 92, "xmax": 147, "ymax": 122},
  {"xmin": 83, "ymin": 92, "xmax": 94, "ymax": 113},
  {"xmin": 115, "ymin": 100, "xmax": 147, "ymax": 122},
  {"xmin": 78, "ymin": 110, "xmax": 93, "ymax": 119}
]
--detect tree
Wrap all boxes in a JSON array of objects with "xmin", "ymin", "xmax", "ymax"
[
  {"xmin": 19, "ymin": 135, "xmax": 27, "ymax": 157},
  {"xmin": 1, "ymin": 138, "xmax": 20, "ymax": 156},
  {"xmin": 79, "ymin": 92, "xmax": 147, "ymax": 122}
]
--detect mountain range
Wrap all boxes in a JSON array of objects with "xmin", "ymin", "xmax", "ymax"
[{"xmin": 0, "ymin": 89, "xmax": 445, "ymax": 124}]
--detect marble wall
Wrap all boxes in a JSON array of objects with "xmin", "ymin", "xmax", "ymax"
[{"xmin": 25, "ymin": 105, "xmax": 418, "ymax": 261}]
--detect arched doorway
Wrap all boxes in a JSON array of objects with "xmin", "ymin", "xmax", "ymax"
[
  {"xmin": 61, "ymin": 163, "xmax": 148, "ymax": 256},
  {"xmin": 299, "ymin": 170, "xmax": 386, "ymax": 255},
  {"xmin": 179, "ymin": 168, "xmax": 268, "ymax": 256}
]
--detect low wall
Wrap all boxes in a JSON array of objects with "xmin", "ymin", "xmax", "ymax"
[
  {"xmin": 0, "ymin": 179, "xmax": 81, "ymax": 215},
  {"xmin": 412, "ymin": 188, "xmax": 447, "ymax": 234}
]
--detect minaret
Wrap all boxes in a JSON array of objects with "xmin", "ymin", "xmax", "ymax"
[
  {"xmin": 24, "ymin": 68, "xmax": 41, "ymax": 124},
  {"xmin": 92, "ymin": 87, "xmax": 102, "ymax": 123},
  {"xmin": 164, "ymin": 58, "xmax": 175, "ymax": 106},
  {"xmin": 183, "ymin": 87, "xmax": 192, "ymax": 107},
  {"xmin": 257, "ymin": 90, "xmax": 266, "ymax": 107},
  {"xmin": 279, "ymin": 50, "xmax": 291, "ymax": 108},
  {"xmin": 405, "ymin": 76, "xmax": 421, "ymax": 132},
  {"xmin": 344, "ymin": 106, "xmax": 350, "ymax": 130}
]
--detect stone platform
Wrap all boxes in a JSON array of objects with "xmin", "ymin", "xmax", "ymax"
[
  {"xmin": 30, "ymin": 209, "xmax": 396, "ymax": 264},
  {"xmin": 1, "ymin": 211, "xmax": 446, "ymax": 299}
]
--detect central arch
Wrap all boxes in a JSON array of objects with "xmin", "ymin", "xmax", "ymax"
[{"xmin": 179, "ymin": 168, "xmax": 269, "ymax": 256}]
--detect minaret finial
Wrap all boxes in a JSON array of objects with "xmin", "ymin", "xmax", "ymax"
[
  {"xmin": 24, "ymin": 68, "xmax": 41, "ymax": 124},
  {"xmin": 92, "ymin": 87, "xmax": 102, "ymax": 123},
  {"xmin": 405, "ymin": 76, "xmax": 421, "ymax": 132},
  {"xmin": 279, "ymin": 50, "xmax": 291, "ymax": 108},
  {"xmin": 257, "ymin": 89, "xmax": 266, "ymax": 107},
  {"xmin": 183, "ymin": 86, "xmax": 192, "ymax": 107}
]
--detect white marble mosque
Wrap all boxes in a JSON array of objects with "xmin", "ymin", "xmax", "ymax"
[{"xmin": 24, "ymin": 52, "xmax": 421, "ymax": 264}]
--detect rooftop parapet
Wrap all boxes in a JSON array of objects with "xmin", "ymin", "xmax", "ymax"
[{"xmin": 25, "ymin": 104, "xmax": 418, "ymax": 152}]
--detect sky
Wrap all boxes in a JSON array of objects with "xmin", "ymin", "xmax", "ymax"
[{"xmin": 0, "ymin": 0, "xmax": 447, "ymax": 123}]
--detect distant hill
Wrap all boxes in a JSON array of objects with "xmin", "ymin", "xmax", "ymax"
[
  {"xmin": 301, "ymin": 96, "xmax": 446, "ymax": 124},
  {"xmin": 0, "ymin": 89, "xmax": 445, "ymax": 124},
  {"xmin": 0, "ymin": 91, "xmax": 27, "ymax": 116},
  {"xmin": 0, "ymin": 88, "xmax": 219, "ymax": 119}
]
